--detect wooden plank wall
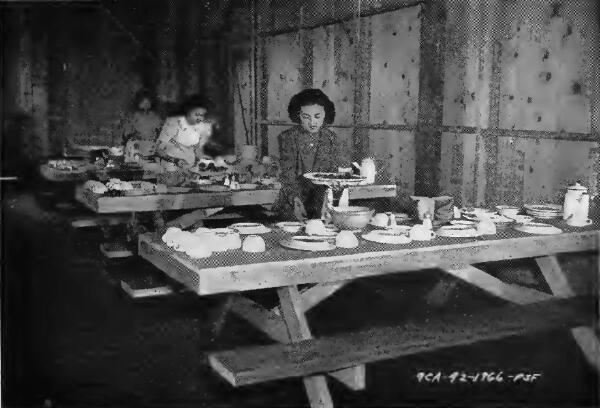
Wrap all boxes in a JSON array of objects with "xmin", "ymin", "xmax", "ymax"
[
  {"xmin": 242, "ymin": 0, "xmax": 423, "ymax": 199},
  {"xmin": 440, "ymin": 0, "xmax": 600, "ymax": 207},
  {"xmin": 6, "ymin": 2, "xmax": 233, "ymax": 156}
]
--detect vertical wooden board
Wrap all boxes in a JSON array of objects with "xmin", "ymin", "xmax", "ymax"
[
  {"xmin": 495, "ymin": 137, "xmax": 525, "ymax": 205},
  {"xmin": 265, "ymin": 32, "xmax": 304, "ymax": 122},
  {"xmin": 310, "ymin": 22, "xmax": 356, "ymax": 126},
  {"xmin": 461, "ymin": 133, "xmax": 478, "ymax": 207},
  {"xmin": 522, "ymin": 139, "xmax": 599, "ymax": 204},
  {"xmin": 232, "ymin": 50, "xmax": 254, "ymax": 150},
  {"xmin": 368, "ymin": 6, "xmax": 421, "ymax": 125},
  {"xmin": 367, "ymin": 130, "xmax": 415, "ymax": 196},
  {"xmin": 474, "ymin": 133, "xmax": 488, "ymax": 207},
  {"xmin": 31, "ymin": 30, "xmax": 49, "ymax": 157},
  {"xmin": 442, "ymin": 1, "xmax": 493, "ymax": 128},
  {"xmin": 439, "ymin": 132, "xmax": 479, "ymax": 207},
  {"xmin": 559, "ymin": 0, "xmax": 599, "ymax": 133},
  {"xmin": 265, "ymin": 125, "xmax": 292, "ymax": 159},
  {"xmin": 439, "ymin": 132, "xmax": 463, "ymax": 201},
  {"xmin": 506, "ymin": 0, "xmax": 599, "ymax": 132},
  {"xmin": 499, "ymin": 18, "xmax": 590, "ymax": 133}
]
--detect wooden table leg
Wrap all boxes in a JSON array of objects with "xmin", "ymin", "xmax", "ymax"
[
  {"xmin": 278, "ymin": 286, "xmax": 334, "ymax": 408},
  {"xmin": 425, "ymin": 277, "xmax": 459, "ymax": 306},
  {"xmin": 153, "ymin": 211, "xmax": 166, "ymax": 235},
  {"xmin": 210, "ymin": 295, "xmax": 234, "ymax": 343},
  {"xmin": 535, "ymin": 255, "xmax": 600, "ymax": 371}
]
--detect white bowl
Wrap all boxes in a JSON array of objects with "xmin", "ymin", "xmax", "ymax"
[
  {"xmin": 330, "ymin": 206, "xmax": 375, "ymax": 230},
  {"xmin": 242, "ymin": 235, "xmax": 266, "ymax": 253},
  {"xmin": 335, "ymin": 231, "xmax": 359, "ymax": 248},
  {"xmin": 276, "ymin": 222, "xmax": 304, "ymax": 233},
  {"xmin": 305, "ymin": 219, "xmax": 327, "ymax": 235}
]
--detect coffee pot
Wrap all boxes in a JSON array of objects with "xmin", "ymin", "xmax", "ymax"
[
  {"xmin": 563, "ymin": 181, "xmax": 593, "ymax": 226},
  {"xmin": 352, "ymin": 158, "xmax": 377, "ymax": 184}
]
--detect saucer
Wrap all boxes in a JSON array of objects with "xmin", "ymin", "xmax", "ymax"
[
  {"xmin": 362, "ymin": 230, "xmax": 412, "ymax": 245},
  {"xmin": 566, "ymin": 219, "xmax": 593, "ymax": 227},
  {"xmin": 229, "ymin": 223, "xmax": 272, "ymax": 235},
  {"xmin": 280, "ymin": 236, "xmax": 336, "ymax": 251},
  {"xmin": 276, "ymin": 222, "xmax": 304, "ymax": 233},
  {"xmin": 514, "ymin": 222, "xmax": 562, "ymax": 235}
]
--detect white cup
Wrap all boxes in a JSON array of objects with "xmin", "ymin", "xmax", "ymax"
[
  {"xmin": 305, "ymin": 219, "xmax": 326, "ymax": 235},
  {"xmin": 409, "ymin": 225, "xmax": 436, "ymax": 241}
]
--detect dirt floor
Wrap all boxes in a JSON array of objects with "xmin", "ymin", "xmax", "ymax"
[{"xmin": 2, "ymin": 183, "xmax": 598, "ymax": 408}]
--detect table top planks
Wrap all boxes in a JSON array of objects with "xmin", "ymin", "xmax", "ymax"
[
  {"xmin": 75, "ymin": 184, "xmax": 397, "ymax": 214},
  {"xmin": 138, "ymin": 224, "xmax": 599, "ymax": 296}
]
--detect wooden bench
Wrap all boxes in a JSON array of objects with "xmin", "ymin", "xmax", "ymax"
[{"xmin": 209, "ymin": 296, "xmax": 594, "ymax": 386}]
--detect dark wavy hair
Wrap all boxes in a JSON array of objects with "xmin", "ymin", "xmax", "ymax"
[
  {"xmin": 132, "ymin": 89, "xmax": 157, "ymax": 111},
  {"xmin": 288, "ymin": 89, "xmax": 335, "ymax": 124},
  {"xmin": 181, "ymin": 94, "xmax": 213, "ymax": 115}
]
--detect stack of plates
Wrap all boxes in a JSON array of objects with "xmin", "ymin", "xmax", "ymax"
[{"xmin": 524, "ymin": 204, "xmax": 563, "ymax": 219}]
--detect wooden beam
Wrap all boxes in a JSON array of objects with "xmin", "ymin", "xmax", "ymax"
[
  {"xmin": 230, "ymin": 295, "xmax": 288, "ymax": 343},
  {"xmin": 100, "ymin": 242, "xmax": 133, "ymax": 259},
  {"xmin": 270, "ymin": 282, "xmax": 350, "ymax": 315},
  {"xmin": 442, "ymin": 265, "xmax": 554, "ymax": 305},
  {"xmin": 535, "ymin": 255, "xmax": 600, "ymax": 371},
  {"xmin": 277, "ymin": 286, "xmax": 333, "ymax": 408},
  {"xmin": 71, "ymin": 215, "xmax": 129, "ymax": 229},
  {"xmin": 208, "ymin": 296, "xmax": 594, "ymax": 386}
]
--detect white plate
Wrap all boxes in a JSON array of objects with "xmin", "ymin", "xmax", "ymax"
[
  {"xmin": 303, "ymin": 172, "xmax": 366, "ymax": 187},
  {"xmin": 508, "ymin": 215, "xmax": 535, "ymax": 224},
  {"xmin": 381, "ymin": 225, "xmax": 412, "ymax": 234},
  {"xmin": 436, "ymin": 226, "xmax": 482, "ymax": 238},
  {"xmin": 461, "ymin": 207, "xmax": 495, "ymax": 216},
  {"xmin": 524, "ymin": 203, "xmax": 562, "ymax": 211},
  {"xmin": 450, "ymin": 220, "xmax": 476, "ymax": 226},
  {"xmin": 361, "ymin": 230, "xmax": 412, "ymax": 245},
  {"xmin": 462, "ymin": 213, "xmax": 514, "ymax": 223},
  {"xmin": 229, "ymin": 223, "xmax": 272, "ymax": 235},
  {"xmin": 280, "ymin": 237, "xmax": 336, "ymax": 251},
  {"xmin": 514, "ymin": 223, "xmax": 562, "ymax": 235}
]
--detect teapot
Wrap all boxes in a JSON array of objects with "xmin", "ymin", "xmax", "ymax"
[
  {"xmin": 352, "ymin": 158, "xmax": 377, "ymax": 184},
  {"xmin": 563, "ymin": 182, "xmax": 593, "ymax": 224}
]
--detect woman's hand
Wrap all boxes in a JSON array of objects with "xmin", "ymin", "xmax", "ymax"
[{"xmin": 293, "ymin": 197, "xmax": 307, "ymax": 222}]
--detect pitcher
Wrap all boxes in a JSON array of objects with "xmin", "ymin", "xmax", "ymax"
[
  {"xmin": 563, "ymin": 182, "xmax": 588, "ymax": 220},
  {"xmin": 352, "ymin": 158, "xmax": 377, "ymax": 184}
]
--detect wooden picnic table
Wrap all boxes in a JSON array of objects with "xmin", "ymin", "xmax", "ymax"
[
  {"xmin": 75, "ymin": 184, "xmax": 397, "ymax": 258},
  {"xmin": 138, "ymin": 219, "xmax": 599, "ymax": 408}
]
